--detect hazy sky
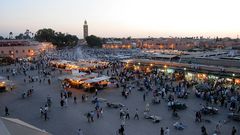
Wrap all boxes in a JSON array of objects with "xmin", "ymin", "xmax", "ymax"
[{"xmin": 0, "ymin": 0, "xmax": 239, "ymax": 38}]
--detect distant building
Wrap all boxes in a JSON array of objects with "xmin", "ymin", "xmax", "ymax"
[
  {"xmin": 83, "ymin": 20, "xmax": 88, "ymax": 39},
  {"xmin": 0, "ymin": 40, "xmax": 55, "ymax": 59},
  {"xmin": 102, "ymin": 39, "xmax": 134, "ymax": 49}
]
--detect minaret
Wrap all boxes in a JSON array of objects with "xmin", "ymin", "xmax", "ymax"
[{"xmin": 83, "ymin": 20, "xmax": 88, "ymax": 39}]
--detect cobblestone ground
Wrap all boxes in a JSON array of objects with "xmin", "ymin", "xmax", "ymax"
[{"xmin": 0, "ymin": 64, "xmax": 238, "ymax": 135}]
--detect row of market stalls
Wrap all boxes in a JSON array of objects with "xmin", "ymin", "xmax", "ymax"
[
  {"xmin": 50, "ymin": 60, "xmax": 109, "ymax": 72},
  {"xmin": 58, "ymin": 70, "xmax": 110, "ymax": 92},
  {"xmin": 122, "ymin": 59, "xmax": 240, "ymax": 85}
]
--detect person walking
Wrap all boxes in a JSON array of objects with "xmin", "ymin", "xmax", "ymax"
[
  {"xmin": 215, "ymin": 121, "xmax": 221, "ymax": 134},
  {"xmin": 44, "ymin": 104, "xmax": 49, "ymax": 112},
  {"xmin": 48, "ymin": 78, "xmax": 51, "ymax": 85},
  {"xmin": 231, "ymin": 126, "xmax": 237, "ymax": 135},
  {"xmin": 134, "ymin": 108, "xmax": 139, "ymax": 120},
  {"xmin": 95, "ymin": 89, "xmax": 98, "ymax": 96},
  {"xmin": 90, "ymin": 111, "xmax": 94, "ymax": 122},
  {"xmin": 60, "ymin": 99, "xmax": 64, "ymax": 107},
  {"xmin": 64, "ymin": 98, "xmax": 68, "ymax": 107},
  {"xmin": 77, "ymin": 128, "xmax": 83, "ymax": 135},
  {"xmin": 74, "ymin": 96, "xmax": 77, "ymax": 104},
  {"xmin": 143, "ymin": 93, "xmax": 146, "ymax": 101},
  {"xmin": 160, "ymin": 127, "xmax": 164, "ymax": 135},
  {"xmin": 164, "ymin": 127, "xmax": 170, "ymax": 135},
  {"xmin": 201, "ymin": 126, "xmax": 208, "ymax": 135},
  {"xmin": 86, "ymin": 112, "xmax": 91, "ymax": 123},
  {"xmin": 145, "ymin": 103, "xmax": 150, "ymax": 112},
  {"xmin": 100, "ymin": 108, "xmax": 103, "ymax": 117},
  {"xmin": 120, "ymin": 108, "xmax": 124, "ymax": 119},
  {"xmin": 44, "ymin": 110, "xmax": 48, "ymax": 121},
  {"xmin": 118, "ymin": 125, "xmax": 125, "ymax": 135},
  {"xmin": 82, "ymin": 95, "xmax": 85, "ymax": 102},
  {"xmin": 121, "ymin": 115, "xmax": 126, "ymax": 126},
  {"xmin": 40, "ymin": 107, "xmax": 44, "ymax": 118},
  {"xmin": 125, "ymin": 108, "xmax": 130, "ymax": 120},
  {"xmin": 96, "ymin": 108, "xmax": 100, "ymax": 119},
  {"xmin": 5, "ymin": 106, "xmax": 9, "ymax": 116}
]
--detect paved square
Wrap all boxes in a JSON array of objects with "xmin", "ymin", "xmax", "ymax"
[{"xmin": 0, "ymin": 63, "xmax": 239, "ymax": 135}]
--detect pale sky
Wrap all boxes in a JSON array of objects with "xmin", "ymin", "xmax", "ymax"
[{"xmin": 0, "ymin": 0, "xmax": 239, "ymax": 38}]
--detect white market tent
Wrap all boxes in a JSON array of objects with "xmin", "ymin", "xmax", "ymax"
[
  {"xmin": 71, "ymin": 70, "xmax": 87, "ymax": 76},
  {"xmin": 0, "ymin": 117, "xmax": 52, "ymax": 135},
  {"xmin": 84, "ymin": 76, "xmax": 110, "ymax": 83},
  {"xmin": 83, "ymin": 73, "xmax": 98, "ymax": 78},
  {"xmin": 58, "ymin": 73, "xmax": 99, "ymax": 81}
]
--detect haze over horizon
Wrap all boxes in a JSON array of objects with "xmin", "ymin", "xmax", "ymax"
[{"xmin": 0, "ymin": 0, "xmax": 239, "ymax": 39}]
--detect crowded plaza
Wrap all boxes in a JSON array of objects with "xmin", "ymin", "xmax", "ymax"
[{"xmin": 0, "ymin": 46, "xmax": 239, "ymax": 135}]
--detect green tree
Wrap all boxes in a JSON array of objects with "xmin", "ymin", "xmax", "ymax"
[
  {"xmin": 127, "ymin": 36, "xmax": 131, "ymax": 40},
  {"xmin": 85, "ymin": 35, "xmax": 102, "ymax": 47},
  {"xmin": 35, "ymin": 28, "xmax": 78, "ymax": 47},
  {"xmin": 15, "ymin": 33, "xmax": 24, "ymax": 39},
  {"xmin": 64, "ymin": 34, "xmax": 78, "ymax": 46},
  {"xmin": 23, "ymin": 29, "xmax": 32, "ymax": 39},
  {"xmin": 0, "ymin": 36, "xmax": 4, "ymax": 40},
  {"xmin": 35, "ymin": 28, "xmax": 55, "ymax": 42}
]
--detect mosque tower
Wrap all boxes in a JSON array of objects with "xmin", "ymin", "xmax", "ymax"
[{"xmin": 83, "ymin": 20, "xmax": 88, "ymax": 39}]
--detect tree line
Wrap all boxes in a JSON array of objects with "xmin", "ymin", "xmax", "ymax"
[
  {"xmin": 35, "ymin": 28, "xmax": 79, "ymax": 47},
  {"xmin": 0, "ymin": 28, "xmax": 79, "ymax": 47}
]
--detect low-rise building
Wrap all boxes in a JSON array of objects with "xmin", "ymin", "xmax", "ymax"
[
  {"xmin": 0, "ymin": 40, "xmax": 55, "ymax": 59},
  {"xmin": 102, "ymin": 40, "xmax": 135, "ymax": 49}
]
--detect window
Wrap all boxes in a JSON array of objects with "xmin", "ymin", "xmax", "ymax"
[
  {"xmin": 22, "ymin": 50, "xmax": 25, "ymax": 53},
  {"xmin": 1, "ymin": 51, "xmax": 4, "ymax": 54},
  {"xmin": 16, "ymin": 50, "xmax": 18, "ymax": 53},
  {"xmin": 28, "ymin": 49, "xmax": 31, "ymax": 53}
]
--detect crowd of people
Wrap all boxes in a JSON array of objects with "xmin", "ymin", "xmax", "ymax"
[{"xmin": 0, "ymin": 46, "xmax": 239, "ymax": 135}]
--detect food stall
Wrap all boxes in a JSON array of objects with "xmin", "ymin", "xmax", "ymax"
[
  {"xmin": 83, "ymin": 76, "xmax": 110, "ymax": 92},
  {"xmin": 58, "ymin": 73, "xmax": 99, "ymax": 89},
  {"xmin": 0, "ymin": 80, "xmax": 6, "ymax": 92},
  {"xmin": 0, "ymin": 76, "xmax": 14, "ymax": 92},
  {"xmin": 235, "ymin": 79, "xmax": 240, "ymax": 85},
  {"xmin": 50, "ymin": 60, "xmax": 109, "ymax": 72}
]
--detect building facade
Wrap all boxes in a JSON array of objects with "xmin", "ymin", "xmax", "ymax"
[
  {"xmin": 0, "ymin": 40, "xmax": 55, "ymax": 59},
  {"xmin": 102, "ymin": 39, "xmax": 136, "ymax": 49},
  {"xmin": 83, "ymin": 20, "xmax": 88, "ymax": 39}
]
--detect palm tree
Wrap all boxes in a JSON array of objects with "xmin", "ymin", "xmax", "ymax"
[{"xmin": 9, "ymin": 32, "xmax": 13, "ymax": 39}]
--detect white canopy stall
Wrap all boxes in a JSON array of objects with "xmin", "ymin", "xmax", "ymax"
[{"xmin": 83, "ymin": 76, "xmax": 111, "ymax": 91}]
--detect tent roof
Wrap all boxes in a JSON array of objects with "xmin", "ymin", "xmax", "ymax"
[
  {"xmin": 71, "ymin": 70, "xmax": 87, "ymax": 76},
  {"xmin": 58, "ymin": 72, "xmax": 99, "ymax": 81},
  {"xmin": 84, "ymin": 76, "xmax": 110, "ymax": 83},
  {"xmin": 152, "ymin": 53, "xmax": 178, "ymax": 58}
]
